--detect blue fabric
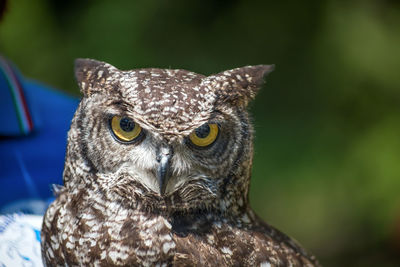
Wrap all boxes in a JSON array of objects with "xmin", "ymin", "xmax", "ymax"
[{"xmin": 0, "ymin": 80, "xmax": 78, "ymax": 213}]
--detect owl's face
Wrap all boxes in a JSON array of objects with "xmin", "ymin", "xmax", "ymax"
[{"xmin": 67, "ymin": 59, "xmax": 273, "ymax": 211}]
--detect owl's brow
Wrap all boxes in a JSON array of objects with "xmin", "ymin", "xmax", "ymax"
[
  {"xmin": 109, "ymin": 100, "xmax": 125, "ymax": 106},
  {"xmin": 207, "ymin": 109, "xmax": 228, "ymax": 121},
  {"xmin": 104, "ymin": 100, "xmax": 133, "ymax": 114},
  {"xmin": 107, "ymin": 100, "xmax": 131, "ymax": 108}
]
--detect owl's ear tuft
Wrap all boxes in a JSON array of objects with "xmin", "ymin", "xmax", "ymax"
[
  {"xmin": 74, "ymin": 58, "xmax": 117, "ymax": 97},
  {"xmin": 210, "ymin": 64, "xmax": 274, "ymax": 108}
]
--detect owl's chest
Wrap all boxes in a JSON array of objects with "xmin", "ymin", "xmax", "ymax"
[
  {"xmin": 44, "ymin": 195, "xmax": 251, "ymax": 266},
  {"xmin": 47, "ymin": 197, "xmax": 176, "ymax": 266}
]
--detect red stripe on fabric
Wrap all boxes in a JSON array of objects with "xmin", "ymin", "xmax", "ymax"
[{"xmin": 7, "ymin": 63, "xmax": 34, "ymax": 131}]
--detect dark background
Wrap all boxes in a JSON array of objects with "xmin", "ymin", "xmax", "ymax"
[{"xmin": 1, "ymin": 0, "xmax": 400, "ymax": 265}]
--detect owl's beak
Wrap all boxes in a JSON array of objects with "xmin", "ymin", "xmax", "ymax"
[{"xmin": 156, "ymin": 146, "xmax": 172, "ymax": 195}]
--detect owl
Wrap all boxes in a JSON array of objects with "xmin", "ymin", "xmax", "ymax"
[{"xmin": 41, "ymin": 59, "xmax": 319, "ymax": 266}]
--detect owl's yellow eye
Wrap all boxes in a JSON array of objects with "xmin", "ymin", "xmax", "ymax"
[
  {"xmin": 189, "ymin": 123, "xmax": 219, "ymax": 147},
  {"xmin": 110, "ymin": 116, "xmax": 143, "ymax": 143}
]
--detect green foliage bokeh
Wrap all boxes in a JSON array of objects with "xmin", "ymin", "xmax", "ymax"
[{"xmin": 1, "ymin": 0, "xmax": 400, "ymax": 265}]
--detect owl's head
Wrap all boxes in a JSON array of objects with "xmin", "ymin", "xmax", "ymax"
[{"xmin": 65, "ymin": 59, "xmax": 273, "ymax": 213}]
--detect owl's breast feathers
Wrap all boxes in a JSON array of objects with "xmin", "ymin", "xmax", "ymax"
[{"xmin": 41, "ymin": 189, "xmax": 319, "ymax": 266}]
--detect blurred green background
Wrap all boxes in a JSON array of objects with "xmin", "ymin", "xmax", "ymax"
[{"xmin": 1, "ymin": 0, "xmax": 400, "ymax": 265}]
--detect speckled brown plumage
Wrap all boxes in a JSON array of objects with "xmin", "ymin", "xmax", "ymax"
[{"xmin": 41, "ymin": 59, "xmax": 320, "ymax": 266}]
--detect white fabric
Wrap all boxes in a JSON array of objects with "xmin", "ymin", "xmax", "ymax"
[{"xmin": 0, "ymin": 214, "xmax": 43, "ymax": 267}]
